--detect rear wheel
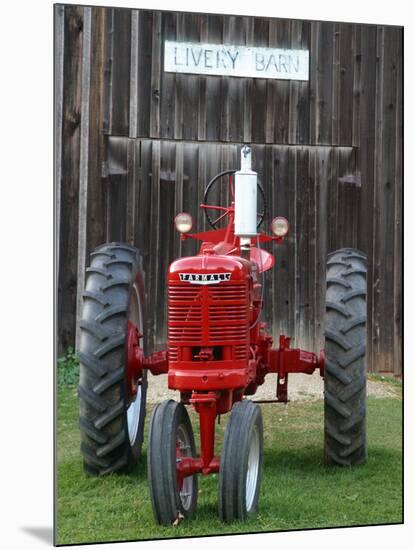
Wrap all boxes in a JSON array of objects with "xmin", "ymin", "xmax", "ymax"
[
  {"xmin": 78, "ymin": 242, "xmax": 147, "ymax": 475},
  {"xmin": 147, "ymin": 400, "xmax": 198, "ymax": 525},
  {"xmin": 324, "ymin": 248, "xmax": 367, "ymax": 466},
  {"xmin": 218, "ymin": 400, "xmax": 263, "ymax": 522}
]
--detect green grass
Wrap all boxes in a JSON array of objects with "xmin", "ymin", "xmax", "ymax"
[
  {"xmin": 368, "ymin": 373, "xmax": 403, "ymax": 388},
  {"xmin": 56, "ymin": 385, "xmax": 402, "ymax": 545},
  {"xmin": 57, "ymin": 348, "xmax": 79, "ymax": 385}
]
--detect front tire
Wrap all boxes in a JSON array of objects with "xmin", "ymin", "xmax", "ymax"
[
  {"xmin": 219, "ymin": 400, "xmax": 263, "ymax": 522},
  {"xmin": 324, "ymin": 248, "xmax": 367, "ymax": 466},
  {"xmin": 147, "ymin": 400, "xmax": 198, "ymax": 525},
  {"xmin": 78, "ymin": 242, "xmax": 147, "ymax": 475}
]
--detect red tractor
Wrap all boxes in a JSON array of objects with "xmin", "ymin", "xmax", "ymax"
[{"xmin": 78, "ymin": 146, "xmax": 367, "ymax": 524}]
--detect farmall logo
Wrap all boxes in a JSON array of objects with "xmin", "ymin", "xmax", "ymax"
[{"xmin": 179, "ymin": 273, "xmax": 231, "ymax": 285}]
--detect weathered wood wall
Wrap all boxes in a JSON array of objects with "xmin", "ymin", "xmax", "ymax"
[{"xmin": 55, "ymin": 4, "xmax": 402, "ymax": 375}]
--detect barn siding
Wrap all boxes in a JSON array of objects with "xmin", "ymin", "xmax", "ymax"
[
  {"xmin": 55, "ymin": 5, "xmax": 403, "ymax": 375},
  {"xmin": 57, "ymin": 4, "xmax": 84, "ymax": 355}
]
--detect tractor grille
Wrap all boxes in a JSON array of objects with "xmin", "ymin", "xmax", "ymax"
[
  {"xmin": 234, "ymin": 344, "xmax": 249, "ymax": 359},
  {"xmin": 168, "ymin": 286, "xmax": 203, "ymax": 343},
  {"xmin": 168, "ymin": 281, "xmax": 248, "ymax": 357}
]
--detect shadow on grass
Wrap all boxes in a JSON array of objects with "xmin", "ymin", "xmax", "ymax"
[
  {"xmin": 128, "ymin": 450, "xmax": 148, "ymax": 478},
  {"xmin": 263, "ymin": 444, "xmax": 400, "ymax": 475},
  {"xmin": 192, "ymin": 500, "xmax": 219, "ymax": 519},
  {"xmin": 77, "ymin": 444, "xmax": 401, "ymax": 498}
]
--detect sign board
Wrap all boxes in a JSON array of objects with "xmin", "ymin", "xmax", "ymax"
[{"xmin": 164, "ymin": 41, "xmax": 309, "ymax": 81}]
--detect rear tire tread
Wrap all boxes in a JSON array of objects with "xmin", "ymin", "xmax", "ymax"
[
  {"xmin": 324, "ymin": 248, "xmax": 367, "ymax": 466},
  {"xmin": 327, "ymin": 277, "xmax": 352, "ymax": 289},
  {"xmin": 78, "ymin": 243, "xmax": 147, "ymax": 476}
]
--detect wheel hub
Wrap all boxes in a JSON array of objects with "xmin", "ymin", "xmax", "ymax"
[
  {"xmin": 176, "ymin": 425, "xmax": 194, "ymax": 511},
  {"xmin": 126, "ymin": 320, "xmax": 144, "ymax": 401}
]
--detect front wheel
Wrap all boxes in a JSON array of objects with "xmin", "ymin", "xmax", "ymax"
[
  {"xmin": 147, "ymin": 400, "xmax": 198, "ymax": 525},
  {"xmin": 218, "ymin": 400, "xmax": 263, "ymax": 522}
]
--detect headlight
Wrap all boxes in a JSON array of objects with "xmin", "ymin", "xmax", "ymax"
[
  {"xmin": 271, "ymin": 216, "xmax": 289, "ymax": 237},
  {"xmin": 174, "ymin": 212, "xmax": 193, "ymax": 233}
]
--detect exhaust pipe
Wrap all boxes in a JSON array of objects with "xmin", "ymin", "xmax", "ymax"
[{"xmin": 234, "ymin": 146, "xmax": 258, "ymax": 238}]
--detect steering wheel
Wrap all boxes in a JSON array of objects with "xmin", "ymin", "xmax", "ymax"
[{"xmin": 202, "ymin": 170, "xmax": 266, "ymax": 230}]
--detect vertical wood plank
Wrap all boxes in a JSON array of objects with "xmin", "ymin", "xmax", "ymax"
[
  {"xmin": 357, "ymin": 25, "xmax": 377, "ymax": 372},
  {"xmin": 174, "ymin": 142, "xmax": 185, "ymax": 257},
  {"xmin": 261, "ymin": 146, "xmax": 273, "ymax": 335},
  {"xmin": 326, "ymin": 147, "xmax": 338, "ymax": 252},
  {"xmin": 227, "ymin": 16, "xmax": 246, "ymax": 143},
  {"xmin": 197, "ymin": 15, "xmax": 209, "ymax": 141},
  {"xmin": 393, "ymin": 28, "xmax": 402, "ymax": 376},
  {"xmin": 251, "ymin": 17, "xmax": 269, "ymax": 143},
  {"xmin": 314, "ymin": 148, "xmax": 329, "ymax": 351},
  {"xmin": 271, "ymin": 146, "xmax": 291, "ymax": 338},
  {"xmin": 205, "ymin": 14, "xmax": 223, "ymax": 141},
  {"xmin": 310, "ymin": 22, "xmax": 334, "ymax": 145},
  {"xmin": 173, "ymin": 13, "xmax": 184, "ymax": 141},
  {"xmin": 265, "ymin": 20, "xmax": 277, "ymax": 144},
  {"xmin": 295, "ymin": 147, "xmax": 311, "ymax": 349},
  {"xmin": 148, "ymin": 140, "xmax": 160, "ymax": 350},
  {"xmin": 331, "ymin": 23, "xmax": 341, "ymax": 145},
  {"xmin": 182, "ymin": 145, "xmax": 199, "ymax": 258},
  {"xmin": 156, "ymin": 141, "xmax": 177, "ymax": 345},
  {"xmin": 173, "ymin": 12, "xmax": 202, "ymax": 140},
  {"xmin": 371, "ymin": 26, "xmax": 384, "ymax": 374},
  {"xmin": 287, "ymin": 148, "xmax": 298, "ymax": 343},
  {"xmin": 338, "ymin": 23, "xmax": 354, "ymax": 145},
  {"xmin": 309, "ymin": 20, "xmax": 318, "ymax": 145},
  {"xmin": 182, "ymin": 13, "xmax": 201, "ymax": 140},
  {"xmin": 136, "ymin": 11, "xmax": 153, "ymax": 137},
  {"xmin": 58, "ymin": 5, "xmax": 84, "ymax": 354},
  {"xmin": 133, "ymin": 140, "xmax": 151, "ymax": 353},
  {"xmin": 86, "ymin": 7, "xmax": 108, "ymax": 255},
  {"xmin": 289, "ymin": 20, "xmax": 310, "ymax": 145},
  {"xmin": 150, "ymin": 11, "xmax": 162, "ymax": 138},
  {"xmin": 110, "ymin": 8, "xmax": 131, "ymax": 135},
  {"xmin": 352, "ymin": 24, "xmax": 362, "ymax": 147},
  {"xmin": 102, "ymin": 8, "xmax": 113, "ymax": 134},
  {"xmin": 129, "ymin": 10, "xmax": 139, "ymax": 138},
  {"xmin": 219, "ymin": 15, "xmax": 231, "ymax": 143},
  {"xmin": 54, "ymin": 4, "xmax": 65, "ymax": 295},
  {"xmin": 243, "ymin": 17, "xmax": 254, "ymax": 143},
  {"xmin": 126, "ymin": 138, "xmax": 136, "ymax": 244},
  {"xmin": 107, "ymin": 137, "xmax": 128, "ymax": 242},
  {"xmin": 137, "ymin": 140, "xmax": 153, "ymax": 265},
  {"xmin": 266, "ymin": 19, "xmax": 291, "ymax": 144},
  {"xmin": 159, "ymin": 11, "xmax": 177, "ymax": 139},
  {"xmin": 198, "ymin": 142, "xmax": 208, "ymax": 232},
  {"xmin": 307, "ymin": 146, "xmax": 316, "ymax": 351},
  {"xmin": 336, "ymin": 148, "xmax": 359, "ymax": 249},
  {"xmin": 332, "ymin": 23, "xmax": 355, "ymax": 146},
  {"xmin": 373, "ymin": 26, "xmax": 399, "ymax": 374}
]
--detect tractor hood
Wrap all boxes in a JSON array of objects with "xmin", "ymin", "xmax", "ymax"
[{"xmin": 168, "ymin": 254, "xmax": 251, "ymax": 285}]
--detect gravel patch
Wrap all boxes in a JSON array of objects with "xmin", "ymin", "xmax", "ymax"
[{"xmin": 146, "ymin": 371, "xmax": 398, "ymax": 404}]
